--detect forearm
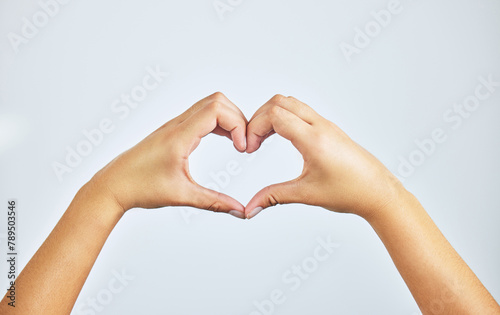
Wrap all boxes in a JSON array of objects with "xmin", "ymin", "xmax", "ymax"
[
  {"xmin": 367, "ymin": 187, "xmax": 500, "ymax": 314},
  {"xmin": 0, "ymin": 178, "xmax": 124, "ymax": 314},
  {"xmin": 0, "ymin": 93, "xmax": 247, "ymax": 314}
]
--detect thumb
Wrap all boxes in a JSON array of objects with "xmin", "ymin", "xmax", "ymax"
[
  {"xmin": 245, "ymin": 179, "xmax": 302, "ymax": 219},
  {"xmin": 187, "ymin": 183, "xmax": 246, "ymax": 219}
]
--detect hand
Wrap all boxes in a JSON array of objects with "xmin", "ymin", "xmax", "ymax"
[
  {"xmin": 91, "ymin": 92, "xmax": 248, "ymax": 218},
  {"xmin": 244, "ymin": 95, "xmax": 404, "ymax": 220}
]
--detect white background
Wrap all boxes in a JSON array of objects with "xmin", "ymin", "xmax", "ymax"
[{"xmin": 1, "ymin": 0, "xmax": 499, "ymax": 314}]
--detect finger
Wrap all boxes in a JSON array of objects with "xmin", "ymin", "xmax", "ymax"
[
  {"xmin": 175, "ymin": 92, "xmax": 246, "ymax": 125},
  {"xmin": 180, "ymin": 101, "xmax": 247, "ymax": 152},
  {"xmin": 262, "ymin": 130, "xmax": 276, "ymax": 142},
  {"xmin": 212, "ymin": 92, "xmax": 247, "ymax": 123},
  {"xmin": 246, "ymin": 105, "xmax": 311, "ymax": 153},
  {"xmin": 249, "ymin": 94, "xmax": 319, "ymax": 125},
  {"xmin": 211, "ymin": 126, "xmax": 232, "ymax": 140},
  {"xmin": 245, "ymin": 179, "xmax": 302, "ymax": 219},
  {"xmin": 188, "ymin": 183, "xmax": 246, "ymax": 218}
]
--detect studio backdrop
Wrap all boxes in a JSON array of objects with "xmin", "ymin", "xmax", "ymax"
[{"xmin": 1, "ymin": 0, "xmax": 499, "ymax": 314}]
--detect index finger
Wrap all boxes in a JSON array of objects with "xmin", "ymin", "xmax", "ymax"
[
  {"xmin": 176, "ymin": 92, "xmax": 247, "ymax": 125},
  {"xmin": 249, "ymin": 94, "xmax": 319, "ymax": 125},
  {"xmin": 180, "ymin": 101, "xmax": 248, "ymax": 153},
  {"xmin": 246, "ymin": 105, "xmax": 311, "ymax": 153}
]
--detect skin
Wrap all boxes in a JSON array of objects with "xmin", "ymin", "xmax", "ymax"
[
  {"xmin": 0, "ymin": 93, "xmax": 248, "ymax": 315},
  {"xmin": 244, "ymin": 95, "xmax": 500, "ymax": 314},
  {"xmin": 1, "ymin": 93, "xmax": 499, "ymax": 314}
]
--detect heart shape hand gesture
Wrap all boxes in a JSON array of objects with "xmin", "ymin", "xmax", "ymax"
[
  {"xmin": 94, "ymin": 92, "xmax": 402, "ymax": 221},
  {"xmin": 11, "ymin": 93, "xmax": 499, "ymax": 315}
]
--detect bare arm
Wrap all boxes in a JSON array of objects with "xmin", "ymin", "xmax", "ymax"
[
  {"xmin": 0, "ymin": 92, "xmax": 247, "ymax": 314},
  {"xmin": 0, "ymin": 181, "xmax": 123, "ymax": 314},
  {"xmin": 244, "ymin": 95, "xmax": 500, "ymax": 314},
  {"xmin": 369, "ymin": 189, "xmax": 499, "ymax": 314}
]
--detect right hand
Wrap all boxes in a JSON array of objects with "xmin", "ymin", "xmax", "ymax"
[
  {"xmin": 244, "ymin": 95, "xmax": 404, "ymax": 220},
  {"xmin": 91, "ymin": 92, "xmax": 248, "ymax": 218}
]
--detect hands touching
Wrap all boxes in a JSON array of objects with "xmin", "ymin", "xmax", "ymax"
[
  {"xmin": 5, "ymin": 93, "xmax": 498, "ymax": 315},
  {"xmin": 91, "ymin": 92, "xmax": 403, "ymax": 222}
]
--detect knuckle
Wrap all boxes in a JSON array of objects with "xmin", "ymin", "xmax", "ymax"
[
  {"xmin": 269, "ymin": 104, "xmax": 282, "ymax": 117},
  {"xmin": 207, "ymin": 192, "xmax": 223, "ymax": 212},
  {"xmin": 210, "ymin": 91, "xmax": 226, "ymax": 102},
  {"xmin": 264, "ymin": 186, "xmax": 280, "ymax": 207},
  {"xmin": 267, "ymin": 194, "xmax": 279, "ymax": 207},
  {"xmin": 206, "ymin": 100, "xmax": 223, "ymax": 113},
  {"xmin": 270, "ymin": 94, "xmax": 286, "ymax": 105}
]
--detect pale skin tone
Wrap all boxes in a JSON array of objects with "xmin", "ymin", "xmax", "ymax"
[{"xmin": 1, "ymin": 93, "xmax": 499, "ymax": 314}]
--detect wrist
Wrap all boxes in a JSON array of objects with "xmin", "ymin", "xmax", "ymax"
[
  {"xmin": 363, "ymin": 182, "xmax": 417, "ymax": 228},
  {"xmin": 83, "ymin": 174, "xmax": 127, "ymax": 218},
  {"xmin": 360, "ymin": 176, "xmax": 414, "ymax": 225}
]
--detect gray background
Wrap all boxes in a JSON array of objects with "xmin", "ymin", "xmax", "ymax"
[{"xmin": 1, "ymin": 0, "xmax": 499, "ymax": 314}]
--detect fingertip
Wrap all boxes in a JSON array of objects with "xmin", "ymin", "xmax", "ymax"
[
  {"xmin": 242, "ymin": 136, "xmax": 247, "ymax": 151},
  {"xmin": 230, "ymin": 126, "xmax": 247, "ymax": 152},
  {"xmin": 225, "ymin": 198, "xmax": 245, "ymax": 213},
  {"xmin": 246, "ymin": 206, "xmax": 264, "ymax": 219},
  {"xmin": 244, "ymin": 196, "xmax": 263, "ymax": 218},
  {"xmin": 245, "ymin": 144, "xmax": 258, "ymax": 154},
  {"xmin": 245, "ymin": 134, "xmax": 262, "ymax": 153},
  {"xmin": 228, "ymin": 210, "xmax": 246, "ymax": 219},
  {"xmin": 236, "ymin": 135, "xmax": 247, "ymax": 152}
]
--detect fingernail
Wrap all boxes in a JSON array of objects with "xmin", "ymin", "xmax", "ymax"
[
  {"xmin": 228, "ymin": 210, "xmax": 245, "ymax": 219},
  {"xmin": 247, "ymin": 207, "xmax": 263, "ymax": 219}
]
